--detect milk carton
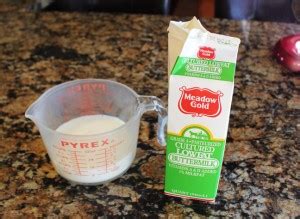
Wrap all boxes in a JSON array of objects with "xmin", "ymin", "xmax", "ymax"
[{"xmin": 165, "ymin": 18, "xmax": 240, "ymax": 202}]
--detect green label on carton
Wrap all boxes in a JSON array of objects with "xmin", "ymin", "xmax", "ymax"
[
  {"xmin": 171, "ymin": 57, "xmax": 236, "ymax": 82},
  {"xmin": 165, "ymin": 125, "xmax": 226, "ymax": 200}
]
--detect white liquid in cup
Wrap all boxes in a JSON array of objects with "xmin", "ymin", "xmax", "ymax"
[
  {"xmin": 57, "ymin": 115, "xmax": 125, "ymax": 135},
  {"xmin": 53, "ymin": 115, "xmax": 135, "ymax": 184}
]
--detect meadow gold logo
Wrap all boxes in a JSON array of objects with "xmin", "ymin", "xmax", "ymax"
[{"xmin": 178, "ymin": 87, "xmax": 223, "ymax": 117}]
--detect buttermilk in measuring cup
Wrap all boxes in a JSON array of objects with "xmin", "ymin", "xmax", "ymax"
[{"xmin": 55, "ymin": 114, "xmax": 133, "ymax": 183}]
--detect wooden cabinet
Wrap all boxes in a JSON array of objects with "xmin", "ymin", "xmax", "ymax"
[{"xmin": 172, "ymin": 0, "xmax": 215, "ymax": 18}]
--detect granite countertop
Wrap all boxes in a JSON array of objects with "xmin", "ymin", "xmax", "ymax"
[{"xmin": 0, "ymin": 11, "xmax": 299, "ymax": 218}]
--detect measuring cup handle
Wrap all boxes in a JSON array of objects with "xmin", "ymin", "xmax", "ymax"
[{"xmin": 138, "ymin": 96, "xmax": 167, "ymax": 146}]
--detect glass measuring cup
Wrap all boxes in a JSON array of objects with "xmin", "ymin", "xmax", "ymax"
[{"xmin": 25, "ymin": 79, "xmax": 167, "ymax": 185}]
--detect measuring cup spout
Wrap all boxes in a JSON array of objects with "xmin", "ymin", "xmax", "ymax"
[
  {"xmin": 138, "ymin": 96, "xmax": 168, "ymax": 146},
  {"xmin": 25, "ymin": 102, "xmax": 38, "ymax": 123},
  {"xmin": 25, "ymin": 101, "xmax": 46, "ymax": 130}
]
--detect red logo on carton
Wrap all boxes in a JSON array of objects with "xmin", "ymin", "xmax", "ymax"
[
  {"xmin": 197, "ymin": 47, "xmax": 215, "ymax": 60},
  {"xmin": 178, "ymin": 87, "xmax": 223, "ymax": 117}
]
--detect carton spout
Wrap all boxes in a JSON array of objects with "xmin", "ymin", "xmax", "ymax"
[{"xmin": 168, "ymin": 17, "xmax": 209, "ymax": 75}]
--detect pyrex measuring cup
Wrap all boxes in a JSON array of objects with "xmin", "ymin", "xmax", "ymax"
[{"xmin": 25, "ymin": 79, "xmax": 167, "ymax": 185}]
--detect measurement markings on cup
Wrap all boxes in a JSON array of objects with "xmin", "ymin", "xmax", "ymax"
[
  {"xmin": 53, "ymin": 138, "xmax": 118, "ymax": 176},
  {"xmin": 94, "ymin": 147, "xmax": 116, "ymax": 173},
  {"xmin": 53, "ymin": 144, "xmax": 87, "ymax": 176},
  {"xmin": 72, "ymin": 151, "xmax": 83, "ymax": 175},
  {"xmin": 105, "ymin": 149, "xmax": 108, "ymax": 173}
]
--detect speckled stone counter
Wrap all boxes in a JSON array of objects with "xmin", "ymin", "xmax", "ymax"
[{"xmin": 0, "ymin": 12, "xmax": 299, "ymax": 218}]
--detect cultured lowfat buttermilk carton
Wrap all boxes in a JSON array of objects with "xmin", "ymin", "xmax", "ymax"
[{"xmin": 165, "ymin": 18, "xmax": 240, "ymax": 202}]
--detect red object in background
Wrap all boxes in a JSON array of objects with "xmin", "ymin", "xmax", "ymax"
[{"xmin": 274, "ymin": 34, "xmax": 300, "ymax": 72}]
